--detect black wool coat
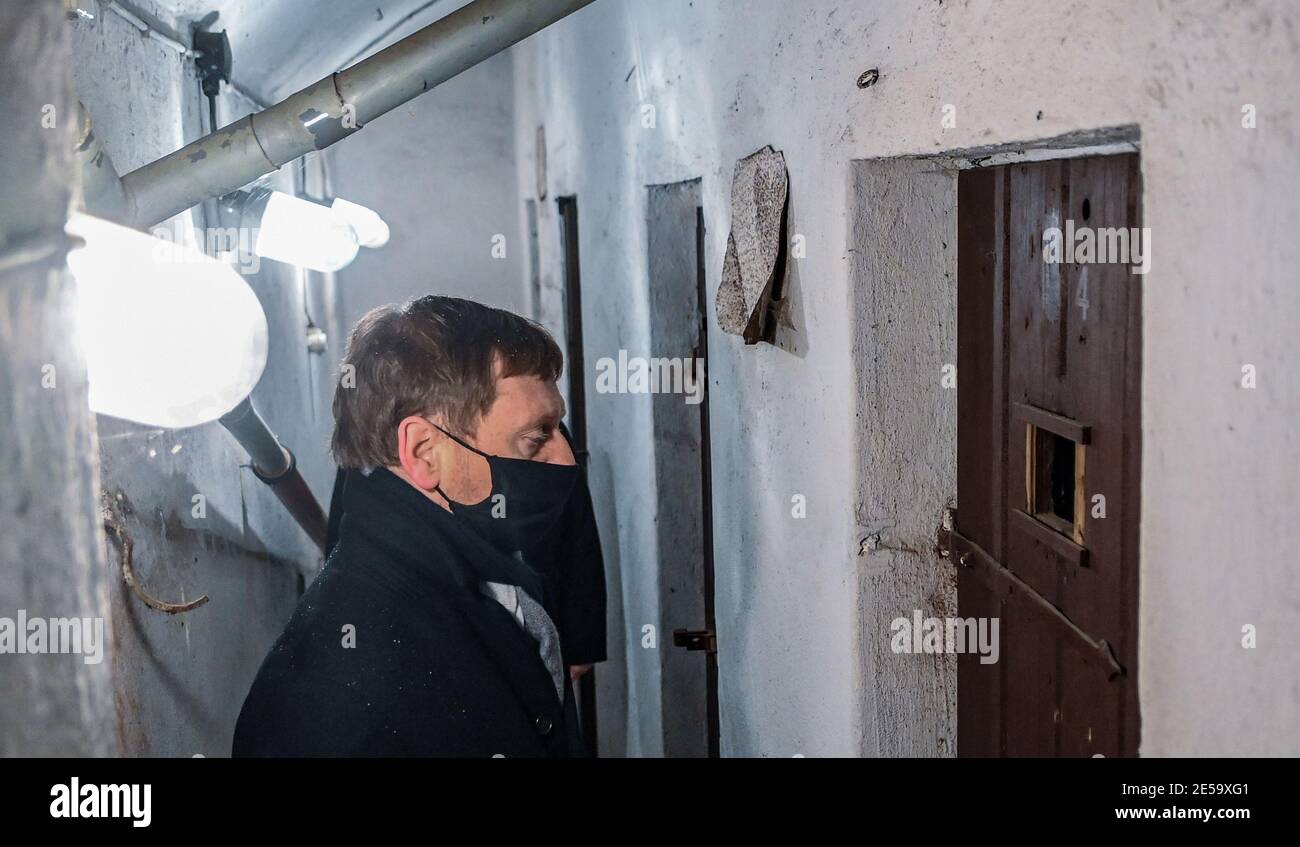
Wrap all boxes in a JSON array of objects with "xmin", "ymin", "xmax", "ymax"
[
  {"xmin": 322, "ymin": 437, "xmax": 609, "ymax": 669},
  {"xmin": 232, "ymin": 464, "xmax": 602, "ymax": 757}
]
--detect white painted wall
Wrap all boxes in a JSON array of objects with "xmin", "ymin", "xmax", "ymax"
[
  {"xmin": 511, "ymin": 0, "xmax": 1300, "ymax": 756},
  {"xmin": 324, "ymin": 50, "xmax": 527, "ymax": 334}
]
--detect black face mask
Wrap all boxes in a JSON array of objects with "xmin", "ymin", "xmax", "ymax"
[{"xmin": 431, "ymin": 423, "xmax": 579, "ymax": 561}]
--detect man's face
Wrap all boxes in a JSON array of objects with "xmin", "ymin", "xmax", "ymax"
[{"xmin": 395, "ymin": 372, "xmax": 574, "ymax": 508}]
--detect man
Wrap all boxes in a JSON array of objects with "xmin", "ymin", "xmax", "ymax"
[
  {"xmin": 232, "ymin": 296, "xmax": 606, "ymax": 757},
  {"xmin": 322, "ymin": 423, "xmax": 607, "ymax": 685}
]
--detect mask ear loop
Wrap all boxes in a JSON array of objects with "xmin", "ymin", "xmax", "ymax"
[
  {"xmin": 430, "ymin": 421, "xmax": 491, "ymax": 458},
  {"xmin": 432, "ymin": 482, "xmax": 456, "ymax": 507},
  {"xmin": 429, "ymin": 420, "xmax": 491, "ymax": 508}
]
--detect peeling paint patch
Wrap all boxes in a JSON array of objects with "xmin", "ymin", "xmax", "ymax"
[
  {"xmin": 187, "ymin": 150, "xmax": 207, "ymax": 163},
  {"xmin": 298, "ymin": 107, "xmax": 354, "ymax": 149}
]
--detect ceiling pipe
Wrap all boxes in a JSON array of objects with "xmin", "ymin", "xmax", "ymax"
[{"xmin": 115, "ymin": 0, "xmax": 595, "ymax": 228}]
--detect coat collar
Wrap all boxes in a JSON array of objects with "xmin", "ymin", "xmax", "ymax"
[
  {"xmin": 335, "ymin": 467, "xmax": 568, "ymax": 721},
  {"xmin": 339, "ymin": 466, "xmax": 547, "ymax": 601}
]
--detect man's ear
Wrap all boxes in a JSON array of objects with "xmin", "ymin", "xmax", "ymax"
[{"xmin": 395, "ymin": 416, "xmax": 443, "ymax": 491}]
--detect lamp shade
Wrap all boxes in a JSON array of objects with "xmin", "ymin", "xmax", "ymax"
[{"xmin": 65, "ymin": 212, "xmax": 269, "ymax": 429}]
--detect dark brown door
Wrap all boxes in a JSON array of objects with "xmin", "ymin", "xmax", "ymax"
[{"xmin": 955, "ymin": 154, "xmax": 1142, "ymax": 757}]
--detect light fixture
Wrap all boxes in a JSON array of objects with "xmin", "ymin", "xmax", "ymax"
[
  {"xmin": 245, "ymin": 189, "xmax": 359, "ymax": 273},
  {"xmin": 65, "ymin": 212, "xmax": 269, "ymax": 429},
  {"xmin": 216, "ymin": 188, "xmax": 389, "ymax": 273}
]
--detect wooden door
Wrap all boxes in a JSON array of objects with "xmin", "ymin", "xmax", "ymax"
[{"xmin": 955, "ymin": 154, "xmax": 1142, "ymax": 757}]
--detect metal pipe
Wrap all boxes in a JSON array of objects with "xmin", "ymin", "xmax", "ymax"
[
  {"xmin": 117, "ymin": 0, "xmax": 594, "ymax": 227},
  {"xmin": 75, "ymin": 102, "xmax": 132, "ymax": 221},
  {"xmin": 219, "ymin": 398, "xmax": 327, "ymax": 552},
  {"xmin": 219, "ymin": 397, "xmax": 290, "ymax": 477}
]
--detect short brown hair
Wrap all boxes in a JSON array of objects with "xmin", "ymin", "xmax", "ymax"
[{"xmin": 330, "ymin": 296, "xmax": 564, "ymax": 468}]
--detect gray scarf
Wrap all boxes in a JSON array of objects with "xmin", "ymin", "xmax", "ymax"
[{"xmin": 479, "ymin": 578, "xmax": 565, "ymax": 705}]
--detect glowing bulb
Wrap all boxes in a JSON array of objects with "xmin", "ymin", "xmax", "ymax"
[
  {"xmin": 65, "ymin": 212, "xmax": 269, "ymax": 429},
  {"xmin": 330, "ymin": 197, "xmax": 390, "ymax": 248},
  {"xmin": 254, "ymin": 191, "xmax": 359, "ymax": 272}
]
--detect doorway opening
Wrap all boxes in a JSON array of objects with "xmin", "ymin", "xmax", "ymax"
[{"xmin": 848, "ymin": 127, "xmax": 1140, "ymax": 757}]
